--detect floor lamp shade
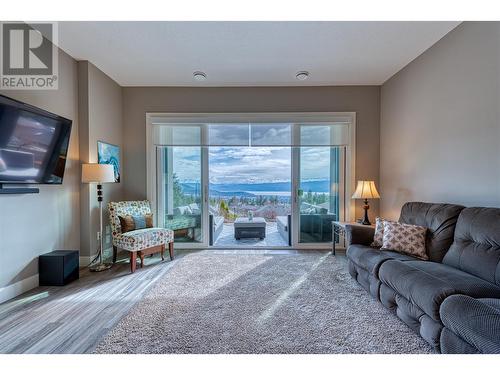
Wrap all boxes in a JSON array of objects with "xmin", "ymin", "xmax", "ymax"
[{"xmin": 82, "ymin": 163, "xmax": 115, "ymax": 183}]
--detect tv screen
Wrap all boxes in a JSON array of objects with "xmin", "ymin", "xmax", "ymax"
[{"xmin": 0, "ymin": 95, "xmax": 72, "ymax": 184}]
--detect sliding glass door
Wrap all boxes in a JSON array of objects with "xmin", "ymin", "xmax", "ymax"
[
  {"xmin": 296, "ymin": 146, "xmax": 342, "ymax": 244},
  {"xmin": 148, "ymin": 114, "xmax": 353, "ymax": 250},
  {"xmin": 157, "ymin": 146, "xmax": 205, "ymax": 244},
  {"xmin": 154, "ymin": 125, "xmax": 208, "ymax": 248}
]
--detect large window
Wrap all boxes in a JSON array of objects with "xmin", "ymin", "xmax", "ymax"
[{"xmin": 148, "ymin": 114, "xmax": 355, "ymax": 249}]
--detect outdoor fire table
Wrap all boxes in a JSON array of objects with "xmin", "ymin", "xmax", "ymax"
[{"xmin": 234, "ymin": 217, "xmax": 266, "ymax": 240}]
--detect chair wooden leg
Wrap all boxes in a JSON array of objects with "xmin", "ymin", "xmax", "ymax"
[
  {"xmin": 112, "ymin": 246, "xmax": 118, "ymax": 263},
  {"xmin": 169, "ymin": 242, "xmax": 174, "ymax": 260},
  {"xmin": 130, "ymin": 252, "xmax": 137, "ymax": 273},
  {"xmin": 139, "ymin": 252, "xmax": 145, "ymax": 268},
  {"xmin": 161, "ymin": 244, "xmax": 165, "ymax": 261}
]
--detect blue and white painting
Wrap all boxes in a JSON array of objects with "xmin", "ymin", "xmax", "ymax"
[{"xmin": 97, "ymin": 141, "xmax": 120, "ymax": 183}]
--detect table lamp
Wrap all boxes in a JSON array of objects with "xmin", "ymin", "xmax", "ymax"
[
  {"xmin": 352, "ymin": 180, "xmax": 380, "ymax": 225},
  {"xmin": 82, "ymin": 163, "xmax": 116, "ymax": 272}
]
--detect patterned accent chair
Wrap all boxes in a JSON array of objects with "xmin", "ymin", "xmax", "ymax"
[{"xmin": 108, "ymin": 200, "xmax": 174, "ymax": 273}]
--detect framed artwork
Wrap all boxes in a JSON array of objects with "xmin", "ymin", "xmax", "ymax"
[{"xmin": 97, "ymin": 141, "xmax": 120, "ymax": 183}]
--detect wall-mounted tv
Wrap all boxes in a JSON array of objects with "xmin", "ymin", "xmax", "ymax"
[{"xmin": 0, "ymin": 94, "xmax": 72, "ymax": 186}]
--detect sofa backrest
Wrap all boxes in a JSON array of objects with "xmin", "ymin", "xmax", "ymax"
[
  {"xmin": 443, "ymin": 207, "xmax": 500, "ymax": 286},
  {"xmin": 108, "ymin": 200, "xmax": 152, "ymax": 236},
  {"xmin": 399, "ymin": 202, "xmax": 465, "ymax": 262}
]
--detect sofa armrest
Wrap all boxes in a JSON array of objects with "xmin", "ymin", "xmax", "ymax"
[
  {"xmin": 440, "ymin": 295, "xmax": 500, "ymax": 354},
  {"xmin": 345, "ymin": 224, "xmax": 375, "ymax": 247}
]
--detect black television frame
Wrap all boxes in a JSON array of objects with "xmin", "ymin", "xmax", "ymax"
[{"xmin": 0, "ymin": 94, "xmax": 73, "ymax": 194}]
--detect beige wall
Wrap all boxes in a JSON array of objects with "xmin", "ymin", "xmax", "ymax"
[
  {"xmin": 78, "ymin": 61, "xmax": 124, "ymax": 259},
  {"xmin": 122, "ymin": 86, "xmax": 381, "ymax": 219},
  {"xmin": 0, "ymin": 49, "xmax": 80, "ymax": 295},
  {"xmin": 380, "ymin": 22, "xmax": 500, "ymax": 219},
  {"xmin": 0, "ymin": 53, "xmax": 123, "ymax": 300}
]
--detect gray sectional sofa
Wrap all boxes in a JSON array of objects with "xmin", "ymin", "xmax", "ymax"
[
  {"xmin": 346, "ymin": 202, "xmax": 500, "ymax": 353},
  {"xmin": 440, "ymin": 295, "xmax": 500, "ymax": 353}
]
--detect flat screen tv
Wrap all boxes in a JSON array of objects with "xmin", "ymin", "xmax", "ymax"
[{"xmin": 0, "ymin": 94, "xmax": 72, "ymax": 185}]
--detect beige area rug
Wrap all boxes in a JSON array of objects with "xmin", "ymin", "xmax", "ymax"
[{"xmin": 94, "ymin": 252, "xmax": 433, "ymax": 354}]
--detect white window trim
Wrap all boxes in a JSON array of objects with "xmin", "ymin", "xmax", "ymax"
[{"xmin": 146, "ymin": 112, "xmax": 356, "ymax": 249}]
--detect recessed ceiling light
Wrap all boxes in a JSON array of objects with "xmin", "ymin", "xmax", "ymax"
[
  {"xmin": 193, "ymin": 71, "xmax": 207, "ymax": 81},
  {"xmin": 296, "ymin": 71, "xmax": 309, "ymax": 81}
]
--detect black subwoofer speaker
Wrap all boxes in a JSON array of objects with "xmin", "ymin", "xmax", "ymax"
[{"xmin": 39, "ymin": 250, "xmax": 79, "ymax": 286}]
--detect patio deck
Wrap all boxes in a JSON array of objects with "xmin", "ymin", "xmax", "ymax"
[{"xmin": 213, "ymin": 222, "xmax": 288, "ymax": 247}]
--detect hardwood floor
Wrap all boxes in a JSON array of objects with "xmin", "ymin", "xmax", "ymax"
[
  {"xmin": 0, "ymin": 248, "xmax": 334, "ymax": 354},
  {"xmin": 0, "ymin": 251, "xmax": 185, "ymax": 354}
]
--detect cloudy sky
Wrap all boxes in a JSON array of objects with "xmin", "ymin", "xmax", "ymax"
[
  {"xmin": 172, "ymin": 146, "xmax": 331, "ymax": 184},
  {"xmin": 209, "ymin": 147, "xmax": 291, "ymax": 184}
]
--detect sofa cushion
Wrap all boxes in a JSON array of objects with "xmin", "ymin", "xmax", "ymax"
[
  {"xmin": 165, "ymin": 216, "xmax": 198, "ymax": 231},
  {"xmin": 347, "ymin": 244, "xmax": 416, "ymax": 275},
  {"xmin": 189, "ymin": 203, "xmax": 201, "ymax": 214},
  {"xmin": 440, "ymin": 295, "xmax": 500, "ymax": 353},
  {"xmin": 113, "ymin": 227, "xmax": 174, "ymax": 252},
  {"xmin": 442, "ymin": 207, "xmax": 500, "ymax": 286},
  {"xmin": 379, "ymin": 260, "xmax": 500, "ymax": 321},
  {"xmin": 399, "ymin": 202, "xmax": 465, "ymax": 262},
  {"xmin": 345, "ymin": 224, "xmax": 375, "ymax": 247},
  {"xmin": 174, "ymin": 206, "xmax": 193, "ymax": 215}
]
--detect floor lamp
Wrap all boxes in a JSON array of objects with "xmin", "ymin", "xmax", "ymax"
[{"xmin": 82, "ymin": 163, "xmax": 116, "ymax": 272}]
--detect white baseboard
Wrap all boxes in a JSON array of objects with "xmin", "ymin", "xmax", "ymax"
[
  {"xmin": 0, "ymin": 274, "xmax": 39, "ymax": 304},
  {"xmin": 0, "ymin": 249, "xmax": 114, "ymax": 304}
]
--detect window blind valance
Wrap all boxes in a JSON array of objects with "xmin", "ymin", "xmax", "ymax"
[{"xmin": 152, "ymin": 123, "xmax": 349, "ymax": 147}]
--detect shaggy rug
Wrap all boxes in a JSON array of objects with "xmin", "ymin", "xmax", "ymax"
[{"xmin": 94, "ymin": 252, "xmax": 433, "ymax": 354}]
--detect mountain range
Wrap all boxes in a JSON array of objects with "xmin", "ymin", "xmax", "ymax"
[{"xmin": 180, "ymin": 179, "xmax": 330, "ymax": 197}]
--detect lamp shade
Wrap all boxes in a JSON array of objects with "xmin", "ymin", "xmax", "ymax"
[
  {"xmin": 81, "ymin": 163, "xmax": 115, "ymax": 183},
  {"xmin": 352, "ymin": 180, "xmax": 380, "ymax": 199}
]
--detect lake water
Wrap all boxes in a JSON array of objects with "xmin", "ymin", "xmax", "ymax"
[{"xmin": 245, "ymin": 191, "xmax": 291, "ymax": 196}]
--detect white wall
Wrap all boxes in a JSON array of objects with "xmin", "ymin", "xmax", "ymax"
[
  {"xmin": 0, "ymin": 50, "xmax": 80, "ymax": 302},
  {"xmin": 380, "ymin": 22, "xmax": 500, "ymax": 219}
]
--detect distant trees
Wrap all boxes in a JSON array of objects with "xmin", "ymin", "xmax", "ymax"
[
  {"xmin": 172, "ymin": 173, "xmax": 197, "ymax": 207},
  {"xmin": 302, "ymin": 190, "xmax": 328, "ymax": 205}
]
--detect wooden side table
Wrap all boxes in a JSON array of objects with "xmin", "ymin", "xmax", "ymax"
[{"xmin": 331, "ymin": 221, "xmax": 375, "ymax": 255}]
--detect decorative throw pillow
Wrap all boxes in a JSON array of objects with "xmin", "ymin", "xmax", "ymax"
[
  {"xmin": 371, "ymin": 217, "xmax": 385, "ymax": 247},
  {"xmin": 371, "ymin": 217, "xmax": 398, "ymax": 247},
  {"xmin": 132, "ymin": 215, "xmax": 147, "ymax": 229},
  {"xmin": 145, "ymin": 213, "xmax": 153, "ymax": 228},
  {"xmin": 119, "ymin": 215, "xmax": 135, "ymax": 233},
  {"xmin": 382, "ymin": 221, "xmax": 428, "ymax": 260},
  {"xmin": 119, "ymin": 214, "xmax": 153, "ymax": 233}
]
